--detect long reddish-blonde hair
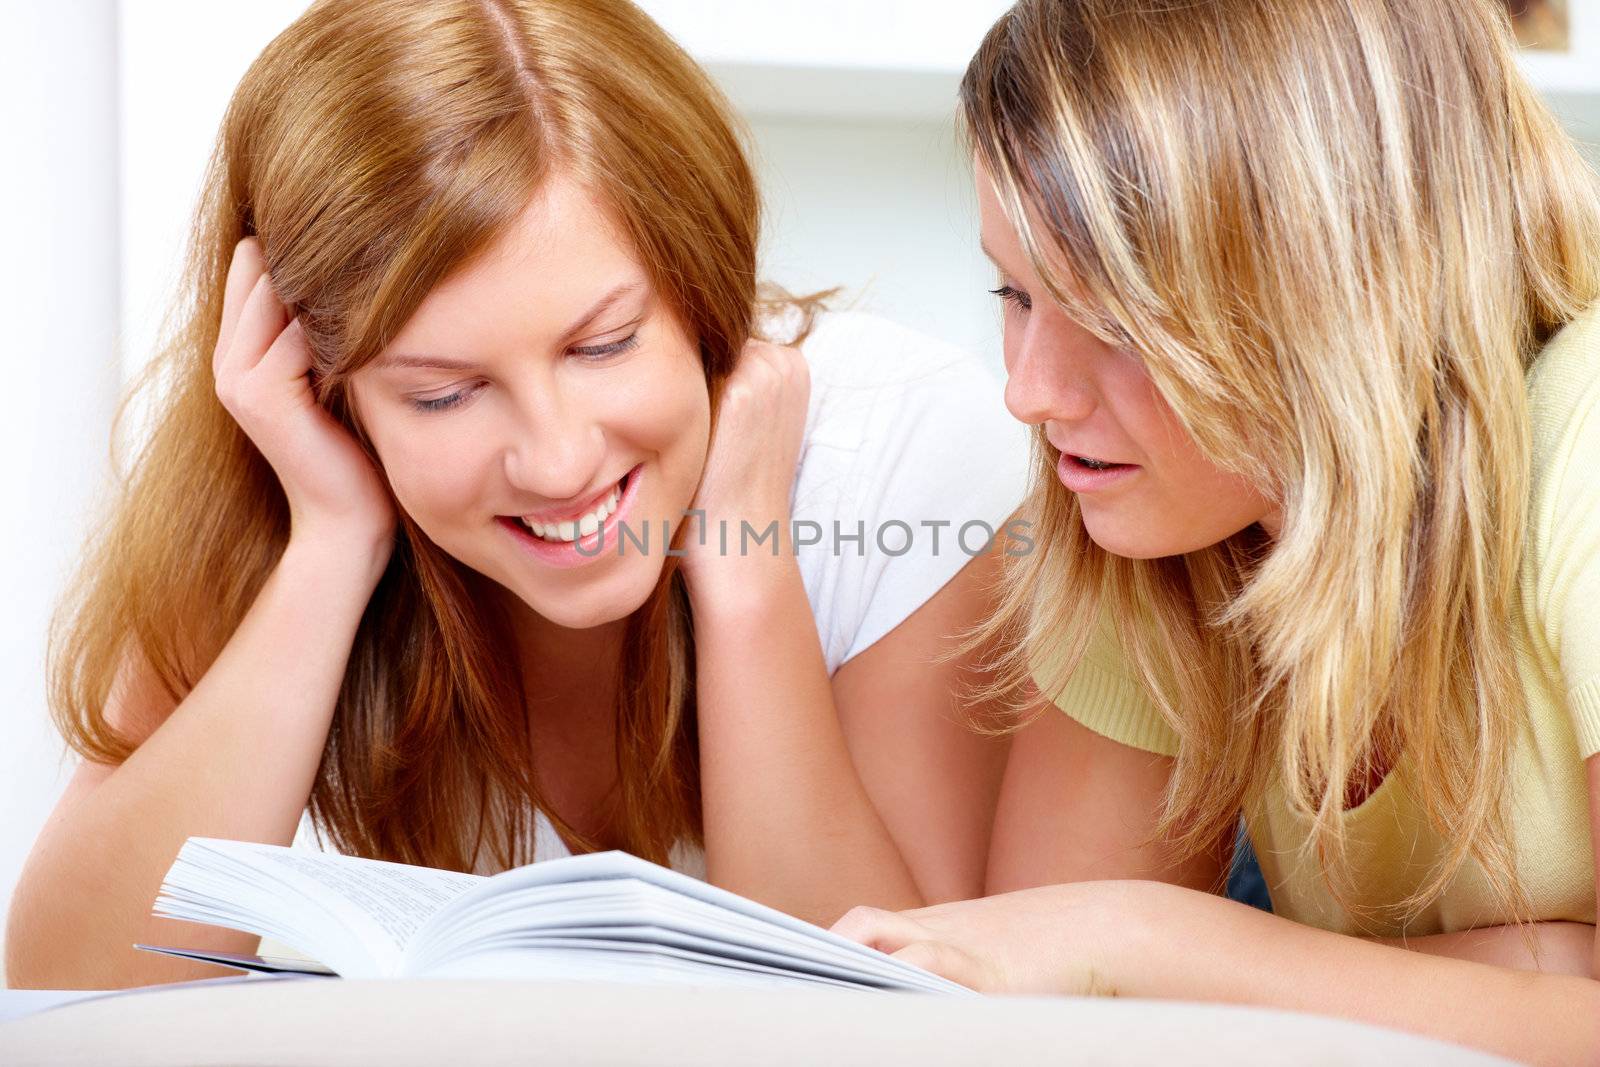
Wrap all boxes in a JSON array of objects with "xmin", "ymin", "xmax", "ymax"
[{"xmin": 50, "ymin": 0, "xmax": 776, "ymax": 870}]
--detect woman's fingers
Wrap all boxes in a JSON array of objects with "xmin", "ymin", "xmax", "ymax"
[
  {"xmin": 214, "ymin": 238, "xmax": 315, "ymax": 402},
  {"xmin": 215, "ymin": 273, "xmax": 292, "ymax": 409},
  {"xmin": 740, "ymin": 339, "xmax": 809, "ymax": 394},
  {"xmin": 891, "ymin": 940, "xmax": 985, "ymax": 990},
  {"xmin": 256, "ymin": 315, "xmax": 312, "ymax": 387},
  {"xmin": 214, "ymin": 238, "xmax": 266, "ymax": 376},
  {"xmin": 205, "ymin": 240, "xmax": 396, "ymax": 558},
  {"xmin": 832, "ymin": 906, "xmax": 989, "ymax": 991},
  {"xmin": 829, "ymin": 904, "xmax": 932, "ymax": 954}
]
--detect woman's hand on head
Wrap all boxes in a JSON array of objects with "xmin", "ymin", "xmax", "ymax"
[
  {"xmin": 831, "ymin": 882, "xmax": 1139, "ymax": 997},
  {"xmin": 681, "ymin": 339, "xmax": 810, "ymax": 585},
  {"xmin": 213, "ymin": 238, "xmax": 397, "ymax": 567}
]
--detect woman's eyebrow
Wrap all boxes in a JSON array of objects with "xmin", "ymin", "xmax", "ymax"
[
  {"xmin": 373, "ymin": 281, "xmax": 648, "ymax": 372},
  {"xmin": 979, "ymin": 239, "xmax": 1012, "ymax": 274},
  {"xmin": 556, "ymin": 281, "xmax": 647, "ymax": 346},
  {"xmin": 373, "ymin": 351, "xmax": 483, "ymax": 372}
]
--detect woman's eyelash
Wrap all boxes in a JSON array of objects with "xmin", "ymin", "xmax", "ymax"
[
  {"xmin": 989, "ymin": 285, "xmax": 1032, "ymax": 312},
  {"xmin": 572, "ymin": 332, "xmax": 641, "ymax": 360},
  {"xmin": 407, "ymin": 333, "xmax": 641, "ymax": 413},
  {"xmin": 411, "ymin": 385, "xmax": 479, "ymax": 413}
]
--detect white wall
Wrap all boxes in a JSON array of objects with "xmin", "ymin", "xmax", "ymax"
[
  {"xmin": 751, "ymin": 116, "xmax": 997, "ymax": 356},
  {"xmin": 1, "ymin": 2, "xmax": 122, "ymax": 983}
]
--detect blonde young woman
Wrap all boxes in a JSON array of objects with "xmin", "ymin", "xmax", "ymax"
[
  {"xmin": 5, "ymin": 0, "xmax": 1029, "ymax": 989},
  {"xmin": 834, "ymin": 1, "xmax": 1600, "ymax": 1061}
]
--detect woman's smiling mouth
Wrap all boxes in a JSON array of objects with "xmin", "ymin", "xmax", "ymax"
[
  {"xmin": 498, "ymin": 463, "xmax": 644, "ymax": 567},
  {"xmin": 518, "ymin": 478, "xmax": 626, "ymax": 542}
]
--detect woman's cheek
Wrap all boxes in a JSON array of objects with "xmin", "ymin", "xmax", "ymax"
[
  {"xmin": 617, "ymin": 347, "xmax": 712, "ymax": 452},
  {"xmin": 383, "ymin": 432, "xmax": 487, "ymax": 528}
]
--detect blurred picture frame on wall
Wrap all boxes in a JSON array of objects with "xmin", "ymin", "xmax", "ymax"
[{"xmin": 1505, "ymin": 0, "xmax": 1569, "ymax": 51}]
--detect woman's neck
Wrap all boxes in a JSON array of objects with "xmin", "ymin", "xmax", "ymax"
[
  {"xmin": 516, "ymin": 614, "xmax": 627, "ymax": 697},
  {"xmin": 506, "ymin": 596, "xmax": 629, "ymax": 848}
]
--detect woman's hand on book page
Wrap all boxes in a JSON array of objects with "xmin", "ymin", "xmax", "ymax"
[
  {"xmin": 213, "ymin": 238, "xmax": 396, "ymax": 569},
  {"xmin": 830, "ymin": 881, "xmax": 1145, "ymax": 996}
]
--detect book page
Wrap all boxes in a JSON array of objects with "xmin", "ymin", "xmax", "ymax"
[
  {"xmin": 155, "ymin": 839, "xmax": 485, "ymax": 977},
  {"xmin": 263, "ymin": 850, "xmax": 481, "ymax": 947},
  {"xmin": 407, "ymin": 851, "xmax": 969, "ymax": 993},
  {"xmin": 161, "ymin": 842, "xmax": 967, "ymax": 990}
]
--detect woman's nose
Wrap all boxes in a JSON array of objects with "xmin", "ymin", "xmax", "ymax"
[
  {"xmin": 501, "ymin": 388, "xmax": 606, "ymax": 504},
  {"xmin": 1003, "ymin": 313, "xmax": 1097, "ymax": 427}
]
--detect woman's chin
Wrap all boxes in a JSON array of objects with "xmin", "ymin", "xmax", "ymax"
[
  {"xmin": 1080, "ymin": 511, "xmax": 1183, "ymax": 560},
  {"xmin": 512, "ymin": 568, "xmax": 662, "ymax": 631},
  {"xmin": 1082, "ymin": 509, "xmax": 1256, "ymax": 560}
]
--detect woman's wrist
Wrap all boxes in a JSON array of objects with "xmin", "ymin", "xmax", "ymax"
[
  {"xmin": 282, "ymin": 523, "xmax": 393, "ymax": 594},
  {"xmin": 682, "ymin": 509, "xmax": 800, "ymax": 612},
  {"xmin": 684, "ymin": 543, "xmax": 800, "ymax": 617},
  {"xmin": 1048, "ymin": 880, "xmax": 1169, "ymax": 998},
  {"xmin": 1104, "ymin": 880, "xmax": 1264, "ymax": 1001}
]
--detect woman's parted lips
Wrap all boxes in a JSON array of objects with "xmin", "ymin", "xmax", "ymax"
[{"xmin": 1044, "ymin": 430, "xmax": 1137, "ymax": 466}]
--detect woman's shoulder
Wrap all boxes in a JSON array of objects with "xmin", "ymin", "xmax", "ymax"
[
  {"xmin": 1527, "ymin": 303, "xmax": 1600, "ymax": 461},
  {"xmin": 1525, "ymin": 304, "xmax": 1600, "ymax": 532},
  {"xmin": 780, "ymin": 309, "xmax": 1031, "ymax": 673},
  {"xmin": 1522, "ymin": 303, "xmax": 1600, "ymax": 759},
  {"xmin": 796, "ymin": 308, "xmax": 982, "ymax": 383},
  {"xmin": 791, "ymin": 308, "xmax": 1024, "ymax": 451},
  {"xmin": 786, "ymin": 308, "xmax": 1028, "ymax": 509}
]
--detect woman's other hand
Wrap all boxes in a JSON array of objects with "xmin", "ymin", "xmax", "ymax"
[
  {"xmin": 681, "ymin": 339, "xmax": 810, "ymax": 586},
  {"xmin": 831, "ymin": 881, "xmax": 1145, "ymax": 997}
]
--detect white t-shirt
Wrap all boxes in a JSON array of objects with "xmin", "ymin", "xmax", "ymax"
[{"xmin": 290, "ymin": 310, "xmax": 1030, "ymax": 874}]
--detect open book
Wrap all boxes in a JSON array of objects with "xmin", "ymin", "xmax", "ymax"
[{"xmin": 137, "ymin": 838, "xmax": 968, "ymax": 995}]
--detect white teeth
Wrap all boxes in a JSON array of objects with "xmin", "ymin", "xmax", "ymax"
[{"xmin": 519, "ymin": 480, "xmax": 624, "ymax": 543}]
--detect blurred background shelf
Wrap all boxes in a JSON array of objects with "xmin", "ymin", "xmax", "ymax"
[{"xmin": 645, "ymin": 0, "xmax": 1600, "ymax": 141}]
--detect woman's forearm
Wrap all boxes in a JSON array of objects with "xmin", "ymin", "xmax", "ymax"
[
  {"xmin": 1120, "ymin": 883, "xmax": 1600, "ymax": 1066},
  {"xmin": 5, "ymin": 536, "xmax": 384, "ymax": 990},
  {"xmin": 689, "ymin": 549, "xmax": 922, "ymax": 925},
  {"xmin": 1374, "ymin": 921, "xmax": 1595, "ymax": 976}
]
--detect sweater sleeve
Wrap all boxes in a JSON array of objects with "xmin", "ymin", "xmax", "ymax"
[
  {"xmin": 1527, "ymin": 315, "xmax": 1600, "ymax": 758},
  {"xmin": 1029, "ymin": 606, "xmax": 1180, "ymax": 758}
]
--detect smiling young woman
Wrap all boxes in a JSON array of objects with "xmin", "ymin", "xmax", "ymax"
[
  {"xmin": 3, "ymin": 0, "xmax": 1029, "ymax": 990},
  {"xmin": 833, "ymin": 1, "xmax": 1600, "ymax": 1062}
]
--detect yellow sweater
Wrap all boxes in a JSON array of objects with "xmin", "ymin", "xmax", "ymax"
[{"xmin": 1035, "ymin": 310, "xmax": 1600, "ymax": 937}]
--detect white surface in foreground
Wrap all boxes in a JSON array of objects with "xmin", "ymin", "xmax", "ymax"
[{"xmin": 0, "ymin": 978, "xmax": 1516, "ymax": 1067}]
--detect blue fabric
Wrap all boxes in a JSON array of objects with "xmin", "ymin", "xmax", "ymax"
[{"xmin": 1226, "ymin": 822, "xmax": 1273, "ymax": 911}]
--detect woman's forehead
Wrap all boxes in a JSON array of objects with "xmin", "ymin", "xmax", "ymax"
[{"xmin": 384, "ymin": 177, "xmax": 651, "ymax": 356}]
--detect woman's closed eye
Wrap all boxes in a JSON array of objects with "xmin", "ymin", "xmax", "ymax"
[
  {"xmin": 410, "ymin": 384, "xmax": 482, "ymax": 413},
  {"xmin": 989, "ymin": 284, "xmax": 1033, "ymax": 313},
  {"xmin": 571, "ymin": 331, "xmax": 641, "ymax": 361},
  {"xmin": 406, "ymin": 332, "xmax": 642, "ymax": 414}
]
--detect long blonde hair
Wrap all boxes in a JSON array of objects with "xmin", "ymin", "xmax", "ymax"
[
  {"xmin": 965, "ymin": 0, "xmax": 1600, "ymax": 918},
  {"xmin": 49, "ymin": 0, "xmax": 800, "ymax": 871}
]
